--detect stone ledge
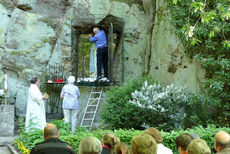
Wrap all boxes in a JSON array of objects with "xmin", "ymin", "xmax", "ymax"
[
  {"xmin": 8, "ymin": 144, "xmax": 20, "ymax": 154},
  {"xmin": 0, "ymin": 105, "xmax": 15, "ymax": 136},
  {"xmin": 0, "ymin": 136, "xmax": 18, "ymax": 146}
]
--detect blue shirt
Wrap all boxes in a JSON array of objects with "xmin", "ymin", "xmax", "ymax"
[
  {"xmin": 89, "ymin": 30, "xmax": 107, "ymax": 48},
  {"xmin": 61, "ymin": 84, "xmax": 80, "ymax": 109}
]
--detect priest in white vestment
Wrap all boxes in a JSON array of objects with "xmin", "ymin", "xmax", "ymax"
[{"xmin": 25, "ymin": 77, "xmax": 47, "ymax": 132}]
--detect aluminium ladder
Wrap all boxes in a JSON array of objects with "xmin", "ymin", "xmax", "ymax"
[{"xmin": 80, "ymin": 87, "xmax": 103, "ymax": 130}]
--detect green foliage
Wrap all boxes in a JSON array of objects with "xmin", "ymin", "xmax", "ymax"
[
  {"xmin": 101, "ymin": 77, "xmax": 156, "ymax": 129},
  {"xmin": 167, "ymin": 0, "xmax": 230, "ymax": 126},
  {"xmin": 52, "ymin": 120, "xmax": 72, "ymax": 136},
  {"xmin": 15, "ymin": 120, "xmax": 230, "ymax": 154},
  {"xmin": 183, "ymin": 92, "xmax": 217, "ymax": 128},
  {"xmin": 129, "ymin": 81, "xmax": 217, "ymax": 130},
  {"xmin": 102, "ymin": 78, "xmax": 216, "ymax": 130}
]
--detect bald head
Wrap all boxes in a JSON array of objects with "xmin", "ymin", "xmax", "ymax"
[
  {"xmin": 93, "ymin": 27, "xmax": 99, "ymax": 34},
  {"xmin": 44, "ymin": 124, "xmax": 59, "ymax": 139},
  {"xmin": 214, "ymin": 131, "xmax": 230, "ymax": 152}
]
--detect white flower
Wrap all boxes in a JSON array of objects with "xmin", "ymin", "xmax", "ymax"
[{"xmin": 188, "ymin": 26, "xmax": 195, "ymax": 38}]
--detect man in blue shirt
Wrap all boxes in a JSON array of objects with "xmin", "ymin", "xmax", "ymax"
[{"xmin": 89, "ymin": 27, "xmax": 108, "ymax": 81}]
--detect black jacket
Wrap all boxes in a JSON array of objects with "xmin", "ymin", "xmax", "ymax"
[{"xmin": 30, "ymin": 138, "xmax": 75, "ymax": 154}]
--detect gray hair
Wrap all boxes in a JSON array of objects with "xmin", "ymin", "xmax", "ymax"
[
  {"xmin": 187, "ymin": 139, "xmax": 211, "ymax": 154},
  {"xmin": 79, "ymin": 136, "xmax": 102, "ymax": 154},
  {"xmin": 93, "ymin": 27, "xmax": 99, "ymax": 33},
  {"xmin": 68, "ymin": 76, "xmax": 75, "ymax": 84}
]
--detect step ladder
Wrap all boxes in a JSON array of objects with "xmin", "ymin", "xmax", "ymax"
[{"xmin": 80, "ymin": 87, "xmax": 103, "ymax": 130}]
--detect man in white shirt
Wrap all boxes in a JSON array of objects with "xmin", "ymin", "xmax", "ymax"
[{"xmin": 144, "ymin": 127, "xmax": 173, "ymax": 154}]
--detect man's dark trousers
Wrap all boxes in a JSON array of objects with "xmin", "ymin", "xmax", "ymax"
[{"xmin": 97, "ymin": 47, "xmax": 108, "ymax": 78}]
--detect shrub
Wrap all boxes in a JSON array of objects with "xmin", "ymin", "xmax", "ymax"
[
  {"xmin": 130, "ymin": 81, "xmax": 188, "ymax": 130},
  {"xmin": 101, "ymin": 77, "xmax": 156, "ymax": 129},
  {"xmin": 102, "ymin": 78, "xmax": 216, "ymax": 130},
  {"xmin": 129, "ymin": 81, "xmax": 216, "ymax": 130}
]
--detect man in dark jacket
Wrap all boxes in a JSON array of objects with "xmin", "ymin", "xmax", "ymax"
[{"xmin": 30, "ymin": 124, "xmax": 75, "ymax": 154}]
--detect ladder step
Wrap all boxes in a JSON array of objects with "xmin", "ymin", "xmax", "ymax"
[
  {"xmin": 81, "ymin": 125, "xmax": 91, "ymax": 127},
  {"xmin": 88, "ymin": 105, "xmax": 97, "ymax": 107},
  {"xmin": 92, "ymin": 92, "xmax": 102, "ymax": 94},
  {"xmin": 83, "ymin": 118, "xmax": 93, "ymax": 121},
  {"xmin": 86, "ymin": 111, "xmax": 95, "ymax": 114},
  {"xmin": 90, "ymin": 98, "xmax": 99, "ymax": 100}
]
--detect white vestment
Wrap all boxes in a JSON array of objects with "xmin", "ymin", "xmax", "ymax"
[{"xmin": 25, "ymin": 84, "xmax": 46, "ymax": 132}]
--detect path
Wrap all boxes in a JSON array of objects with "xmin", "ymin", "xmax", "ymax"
[
  {"xmin": 0, "ymin": 136, "xmax": 19, "ymax": 154},
  {"xmin": 0, "ymin": 146, "xmax": 12, "ymax": 154}
]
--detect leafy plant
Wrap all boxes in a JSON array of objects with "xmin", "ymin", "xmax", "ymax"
[
  {"xmin": 52, "ymin": 120, "xmax": 72, "ymax": 135},
  {"xmin": 130, "ymin": 82, "xmax": 188, "ymax": 129},
  {"xmin": 167, "ymin": 0, "xmax": 230, "ymax": 127},
  {"xmin": 101, "ymin": 77, "xmax": 156, "ymax": 129},
  {"xmin": 129, "ymin": 81, "xmax": 216, "ymax": 130}
]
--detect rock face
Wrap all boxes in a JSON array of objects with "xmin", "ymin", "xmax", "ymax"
[
  {"xmin": 148, "ymin": 0, "xmax": 205, "ymax": 90},
  {"xmin": 0, "ymin": 0, "xmax": 205, "ymax": 122}
]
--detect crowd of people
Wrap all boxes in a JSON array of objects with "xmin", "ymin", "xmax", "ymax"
[{"xmin": 30, "ymin": 124, "xmax": 230, "ymax": 154}]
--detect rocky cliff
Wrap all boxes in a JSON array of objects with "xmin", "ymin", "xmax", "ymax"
[{"xmin": 0, "ymin": 0, "xmax": 205, "ymax": 117}]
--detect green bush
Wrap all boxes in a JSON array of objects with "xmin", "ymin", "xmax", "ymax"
[
  {"xmin": 15, "ymin": 120, "xmax": 230, "ymax": 154},
  {"xmin": 102, "ymin": 78, "xmax": 216, "ymax": 130},
  {"xmin": 101, "ymin": 78, "xmax": 156, "ymax": 129},
  {"xmin": 129, "ymin": 81, "xmax": 217, "ymax": 130}
]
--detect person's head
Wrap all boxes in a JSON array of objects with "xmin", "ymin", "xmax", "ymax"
[
  {"xmin": 116, "ymin": 142, "xmax": 129, "ymax": 154},
  {"xmin": 79, "ymin": 136, "xmax": 102, "ymax": 154},
  {"xmin": 144, "ymin": 127, "xmax": 163, "ymax": 143},
  {"xmin": 102, "ymin": 132, "xmax": 120, "ymax": 149},
  {"xmin": 175, "ymin": 133, "xmax": 193, "ymax": 154},
  {"xmin": 43, "ymin": 124, "xmax": 60, "ymax": 140},
  {"xmin": 214, "ymin": 131, "xmax": 230, "ymax": 152},
  {"xmin": 93, "ymin": 27, "xmax": 99, "ymax": 34},
  {"xmin": 31, "ymin": 77, "xmax": 39, "ymax": 85},
  {"xmin": 113, "ymin": 135, "xmax": 121, "ymax": 152},
  {"xmin": 131, "ymin": 133, "xmax": 157, "ymax": 154},
  {"xmin": 190, "ymin": 133, "xmax": 200, "ymax": 139},
  {"xmin": 187, "ymin": 139, "xmax": 211, "ymax": 154},
  {"xmin": 68, "ymin": 76, "xmax": 75, "ymax": 84}
]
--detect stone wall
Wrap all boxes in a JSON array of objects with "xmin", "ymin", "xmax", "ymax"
[
  {"xmin": 0, "ymin": 105, "xmax": 14, "ymax": 136},
  {"xmin": 0, "ymin": 0, "xmax": 205, "ymax": 123},
  {"xmin": 148, "ymin": 0, "xmax": 205, "ymax": 91}
]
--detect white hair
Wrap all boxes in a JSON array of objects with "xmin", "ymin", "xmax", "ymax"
[
  {"xmin": 68, "ymin": 76, "xmax": 75, "ymax": 84},
  {"xmin": 79, "ymin": 136, "xmax": 102, "ymax": 154},
  {"xmin": 93, "ymin": 27, "xmax": 99, "ymax": 33}
]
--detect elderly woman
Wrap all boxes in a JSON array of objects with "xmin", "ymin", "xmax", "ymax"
[
  {"xmin": 187, "ymin": 139, "xmax": 211, "ymax": 154},
  {"xmin": 60, "ymin": 76, "xmax": 80, "ymax": 133},
  {"xmin": 79, "ymin": 136, "xmax": 102, "ymax": 154},
  {"xmin": 131, "ymin": 133, "xmax": 157, "ymax": 154}
]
